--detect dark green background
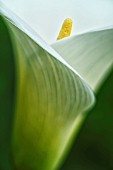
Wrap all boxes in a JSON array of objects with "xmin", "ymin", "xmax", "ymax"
[{"xmin": 0, "ymin": 16, "xmax": 15, "ymax": 170}]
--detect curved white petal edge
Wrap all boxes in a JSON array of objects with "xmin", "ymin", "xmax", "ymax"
[{"xmin": 52, "ymin": 27, "xmax": 113, "ymax": 92}]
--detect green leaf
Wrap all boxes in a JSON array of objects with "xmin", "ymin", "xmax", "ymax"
[{"xmin": 0, "ymin": 3, "xmax": 95, "ymax": 170}]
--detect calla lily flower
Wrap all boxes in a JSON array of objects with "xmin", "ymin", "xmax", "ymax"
[{"xmin": 0, "ymin": 1, "xmax": 113, "ymax": 170}]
